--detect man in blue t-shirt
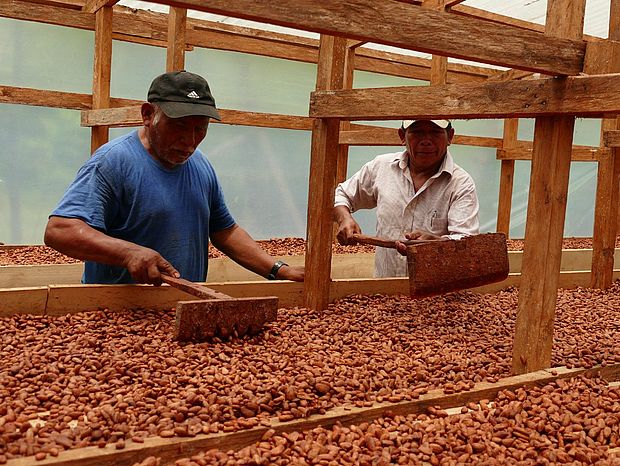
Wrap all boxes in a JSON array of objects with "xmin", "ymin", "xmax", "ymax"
[{"xmin": 45, "ymin": 71, "xmax": 304, "ymax": 285}]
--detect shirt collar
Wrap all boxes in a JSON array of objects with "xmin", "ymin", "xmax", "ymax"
[{"xmin": 395, "ymin": 149, "xmax": 456, "ymax": 176}]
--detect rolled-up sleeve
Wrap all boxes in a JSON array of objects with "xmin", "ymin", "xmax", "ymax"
[{"xmin": 334, "ymin": 161, "xmax": 379, "ymax": 212}]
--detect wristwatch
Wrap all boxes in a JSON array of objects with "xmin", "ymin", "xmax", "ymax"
[{"xmin": 267, "ymin": 260, "xmax": 288, "ymax": 280}]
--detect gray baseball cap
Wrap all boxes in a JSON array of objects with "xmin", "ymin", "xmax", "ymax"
[{"xmin": 147, "ymin": 71, "xmax": 221, "ymax": 120}]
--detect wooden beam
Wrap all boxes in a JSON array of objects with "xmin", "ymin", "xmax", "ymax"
[
  {"xmin": 589, "ymin": 33, "xmax": 620, "ymax": 288},
  {"xmin": 82, "ymin": 0, "xmax": 117, "ymax": 14},
  {"xmin": 5, "ymin": 363, "xmax": 618, "ymax": 466},
  {"xmin": 496, "ymin": 119, "xmax": 518, "ymax": 237},
  {"xmin": 422, "ymin": 0, "xmax": 467, "ymax": 11},
  {"xmin": 0, "ymin": 85, "xmax": 138, "ymax": 110},
  {"xmin": 512, "ymin": 0, "xmax": 585, "ymax": 376},
  {"xmin": 166, "ymin": 7, "xmax": 187, "ymax": 71},
  {"xmin": 339, "ymin": 125, "xmax": 503, "ymax": 147},
  {"xmin": 309, "ymin": 74, "xmax": 620, "ymax": 121},
  {"xmin": 486, "ymin": 69, "xmax": 536, "ymax": 83},
  {"xmin": 304, "ymin": 35, "xmax": 347, "ymax": 311},
  {"xmin": 130, "ymin": 0, "xmax": 585, "ymax": 76},
  {"xmin": 0, "ymin": 1, "xmax": 493, "ymax": 83},
  {"xmin": 81, "ymin": 105, "xmax": 314, "ymax": 130},
  {"xmin": 90, "ymin": 4, "xmax": 112, "ymax": 153},
  {"xmin": 603, "ymin": 129, "xmax": 620, "ymax": 147},
  {"xmin": 497, "ymin": 146, "xmax": 607, "ymax": 162}
]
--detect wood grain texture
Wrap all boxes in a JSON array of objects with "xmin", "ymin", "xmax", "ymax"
[
  {"xmin": 512, "ymin": 0, "xmax": 585, "ymax": 375},
  {"xmin": 603, "ymin": 129, "xmax": 620, "ymax": 147},
  {"xmin": 339, "ymin": 125, "xmax": 503, "ymax": 147},
  {"xmin": 310, "ymin": 74, "xmax": 620, "ymax": 121},
  {"xmin": 588, "ymin": 37, "xmax": 620, "ymax": 288},
  {"xmin": 81, "ymin": 0, "xmax": 117, "ymax": 13},
  {"xmin": 166, "ymin": 6, "xmax": 187, "ymax": 72},
  {"xmin": 0, "ymin": 2, "xmax": 493, "ymax": 82},
  {"xmin": 90, "ymin": 4, "xmax": 112, "ymax": 153},
  {"xmin": 496, "ymin": 119, "xmax": 518, "ymax": 236},
  {"xmin": 81, "ymin": 106, "xmax": 314, "ymax": 130},
  {"xmin": 135, "ymin": 0, "xmax": 585, "ymax": 75},
  {"xmin": 304, "ymin": 35, "xmax": 347, "ymax": 311},
  {"xmin": 512, "ymin": 116, "xmax": 577, "ymax": 374},
  {"xmin": 496, "ymin": 146, "xmax": 606, "ymax": 162}
]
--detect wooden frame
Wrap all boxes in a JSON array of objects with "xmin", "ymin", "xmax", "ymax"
[{"xmin": 2, "ymin": 0, "xmax": 620, "ymax": 416}]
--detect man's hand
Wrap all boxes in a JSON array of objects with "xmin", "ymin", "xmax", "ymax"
[
  {"xmin": 275, "ymin": 265, "xmax": 304, "ymax": 282},
  {"xmin": 395, "ymin": 230, "xmax": 445, "ymax": 255},
  {"xmin": 122, "ymin": 246, "xmax": 179, "ymax": 285}
]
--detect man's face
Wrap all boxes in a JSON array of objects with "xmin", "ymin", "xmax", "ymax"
[
  {"xmin": 399, "ymin": 120, "xmax": 454, "ymax": 173},
  {"xmin": 143, "ymin": 104, "xmax": 210, "ymax": 168}
]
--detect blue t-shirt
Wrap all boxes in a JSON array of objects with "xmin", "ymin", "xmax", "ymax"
[{"xmin": 51, "ymin": 130, "xmax": 235, "ymax": 284}]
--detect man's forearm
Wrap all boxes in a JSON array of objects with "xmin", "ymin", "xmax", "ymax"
[{"xmin": 44, "ymin": 217, "xmax": 135, "ymax": 267}]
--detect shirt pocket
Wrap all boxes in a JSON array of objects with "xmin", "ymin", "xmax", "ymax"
[{"xmin": 429, "ymin": 215, "xmax": 448, "ymax": 235}]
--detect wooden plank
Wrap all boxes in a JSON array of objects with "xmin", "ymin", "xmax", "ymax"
[
  {"xmin": 0, "ymin": 85, "xmax": 136, "ymax": 110},
  {"xmin": 19, "ymin": 0, "xmax": 84, "ymax": 9},
  {"xmin": 6, "ymin": 363, "xmax": 619, "ymax": 466},
  {"xmin": 0, "ymin": 263, "xmax": 84, "ymax": 288},
  {"xmin": 589, "ymin": 39, "xmax": 620, "ymax": 288},
  {"xmin": 339, "ymin": 125, "xmax": 503, "ymax": 147},
  {"xmin": 496, "ymin": 119, "xmax": 518, "ymax": 236},
  {"xmin": 166, "ymin": 7, "xmax": 187, "ymax": 72},
  {"xmin": 335, "ymin": 45, "xmax": 356, "ymax": 186},
  {"xmin": 310, "ymin": 73, "xmax": 620, "ymax": 121},
  {"xmin": 134, "ymin": 0, "xmax": 585, "ymax": 75},
  {"xmin": 423, "ymin": 0, "xmax": 467, "ymax": 10},
  {"xmin": 603, "ymin": 129, "xmax": 620, "ymax": 147},
  {"xmin": 81, "ymin": 106, "xmax": 314, "ymax": 129},
  {"xmin": 304, "ymin": 35, "xmax": 347, "ymax": 311},
  {"xmin": 2, "ymin": 249, "xmax": 615, "ymax": 288},
  {"xmin": 82, "ymin": 0, "xmax": 117, "ymax": 14},
  {"xmin": 0, "ymin": 287, "xmax": 47, "ymax": 316},
  {"xmin": 90, "ymin": 4, "xmax": 112, "ymax": 153},
  {"xmin": 512, "ymin": 0, "xmax": 585, "ymax": 376},
  {"xmin": 486, "ymin": 69, "xmax": 535, "ymax": 83},
  {"xmin": 497, "ymin": 146, "xmax": 606, "ymax": 162},
  {"xmin": 0, "ymin": 1, "xmax": 492, "ymax": 83},
  {"xmin": 2, "ymin": 267, "xmax": 619, "ymax": 316}
]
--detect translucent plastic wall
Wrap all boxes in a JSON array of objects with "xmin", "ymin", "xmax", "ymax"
[{"xmin": 0, "ymin": 17, "xmax": 602, "ymax": 244}]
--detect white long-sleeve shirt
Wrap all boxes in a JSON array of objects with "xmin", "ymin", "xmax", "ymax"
[{"xmin": 334, "ymin": 149, "xmax": 479, "ymax": 277}]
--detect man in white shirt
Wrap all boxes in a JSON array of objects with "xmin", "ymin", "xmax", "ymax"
[{"xmin": 333, "ymin": 119, "xmax": 480, "ymax": 277}]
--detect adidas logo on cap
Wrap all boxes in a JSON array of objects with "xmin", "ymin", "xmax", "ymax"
[{"xmin": 187, "ymin": 90, "xmax": 200, "ymax": 99}]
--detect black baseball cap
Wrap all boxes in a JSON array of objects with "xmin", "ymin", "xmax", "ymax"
[{"xmin": 147, "ymin": 71, "xmax": 221, "ymax": 120}]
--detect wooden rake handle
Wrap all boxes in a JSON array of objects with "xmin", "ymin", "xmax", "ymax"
[
  {"xmin": 351, "ymin": 233, "xmax": 437, "ymax": 249},
  {"xmin": 161, "ymin": 275, "xmax": 232, "ymax": 301}
]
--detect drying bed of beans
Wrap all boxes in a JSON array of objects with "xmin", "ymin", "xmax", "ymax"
[
  {"xmin": 1, "ymin": 284, "xmax": 620, "ymax": 462},
  {"xmin": 140, "ymin": 375, "xmax": 620, "ymax": 466},
  {"xmin": 4, "ymin": 236, "xmax": 619, "ymax": 266}
]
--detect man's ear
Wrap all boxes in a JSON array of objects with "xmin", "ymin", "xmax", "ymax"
[
  {"xmin": 398, "ymin": 127, "xmax": 406, "ymax": 145},
  {"xmin": 141, "ymin": 102, "xmax": 156, "ymax": 125},
  {"xmin": 446, "ymin": 127, "xmax": 455, "ymax": 145}
]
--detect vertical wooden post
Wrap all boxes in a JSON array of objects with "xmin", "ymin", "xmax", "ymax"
[
  {"xmin": 304, "ymin": 36, "xmax": 347, "ymax": 311},
  {"xmin": 590, "ymin": 5, "xmax": 620, "ymax": 289},
  {"xmin": 496, "ymin": 119, "xmax": 518, "ymax": 236},
  {"xmin": 166, "ymin": 7, "xmax": 187, "ymax": 72},
  {"xmin": 90, "ymin": 5, "xmax": 112, "ymax": 154},
  {"xmin": 335, "ymin": 42, "xmax": 358, "ymax": 187},
  {"xmin": 512, "ymin": 0, "xmax": 585, "ymax": 375},
  {"xmin": 429, "ymin": 55, "xmax": 447, "ymax": 86}
]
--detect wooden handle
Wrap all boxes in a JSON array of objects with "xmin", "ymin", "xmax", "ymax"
[
  {"xmin": 351, "ymin": 233, "xmax": 437, "ymax": 248},
  {"xmin": 351, "ymin": 233, "xmax": 398, "ymax": 248},
  {"xmin": 161, "ymin": 275, "xmax": 232, "ymax": 300}
]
